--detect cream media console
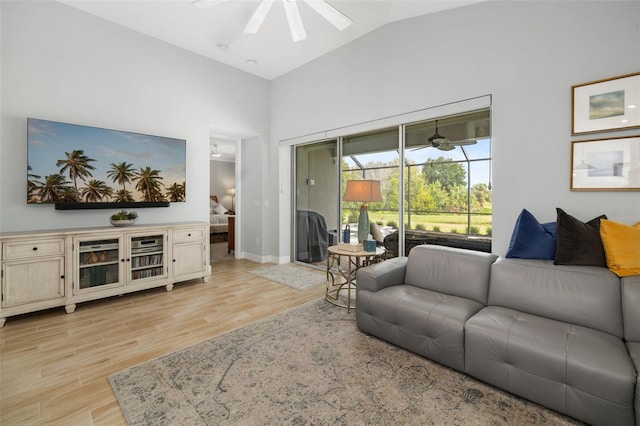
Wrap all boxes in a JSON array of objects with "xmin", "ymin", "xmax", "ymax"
[{"xmin": 0, "ymin": 222, "xmax": 210, "ymax": 327}]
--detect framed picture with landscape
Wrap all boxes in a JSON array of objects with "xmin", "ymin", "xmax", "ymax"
[
  {"xmin": 572, "ymin": 72, "xmax": 640, "ymax": 134},
  {"xmin": 570, "ymin": 136, "xmax": 640, "ymax": 191}
]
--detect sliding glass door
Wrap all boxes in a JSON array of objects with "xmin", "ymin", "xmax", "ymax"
[
  {"xmin": 293, "ymin": 140, "xmax": 339, "ymax": 264},
  {"xmin": 403, "ymin": 109, "xmax": 492, "ymax": 253},
  {"xmin": 341, "ymin": 128, "xmax": 401, "ymax": 250},
  {"xmin": 292, "ymin": 106, "xmax": 492, "ymax": 263}
]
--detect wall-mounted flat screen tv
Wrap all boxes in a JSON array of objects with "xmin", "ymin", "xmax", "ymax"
[{"xmin": 27, "ymin": 118, "xmax": 186, "ymax": 209}]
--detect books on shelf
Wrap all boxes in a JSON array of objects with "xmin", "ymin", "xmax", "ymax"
[
  {"xmin": 131, "ymin": 254, "xmax": 163, "ymax": 268},
  {"xmin": 131, "ymin": 266, "xmax": 164, "ymax": 280}
]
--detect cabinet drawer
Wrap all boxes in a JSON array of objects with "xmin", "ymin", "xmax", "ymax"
[
  {"xmin": 173, "ymin": 228, "xmax": 205, "ymax": 243},
  {"xmin": 3, "ymin": 238, "xmax": 65, "ymax": 260}
]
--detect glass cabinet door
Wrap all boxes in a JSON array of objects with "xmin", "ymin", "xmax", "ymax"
[
  {"xmin": 77, "ymin": 237, "xmax": 122, "ymax": 291},
  {"xmin": 128, "ymin": 233, "xmax": 167, "ymax": 282}
]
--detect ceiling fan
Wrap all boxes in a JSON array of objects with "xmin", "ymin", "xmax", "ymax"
[
  {"xmin": 191, "ymin": 0, "xmax": 353, "ymax": 42},
  {"xmin": 426, "ymin": 120, "xmax": 477, "ymax": 151},
  {"xmin": 210, "ymin": 144, "xmax": 222, "ymax": 157}
]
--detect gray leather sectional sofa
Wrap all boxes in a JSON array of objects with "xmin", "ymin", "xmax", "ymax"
[{"xmin": 356, "ymin": 245, "xmax": 640, "ymax": 426}]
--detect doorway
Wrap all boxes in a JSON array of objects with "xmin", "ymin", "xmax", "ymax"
[{"xmin": 210, "ymin": 137, "xmax": 239, "ymax": 263}]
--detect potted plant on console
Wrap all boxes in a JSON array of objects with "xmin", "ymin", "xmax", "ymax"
[{"xmin": 110, "ymin": 210, "xmax": 138, "ymax": 227}]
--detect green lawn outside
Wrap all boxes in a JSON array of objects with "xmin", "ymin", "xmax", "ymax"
[{"xmin": 350, "ymin": 210, "xmax": 493, "ymax": 236}]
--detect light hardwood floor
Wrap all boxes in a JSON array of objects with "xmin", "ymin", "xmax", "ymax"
[{"xmin": 0, "ymin": 252, "xmax": 325, "ymax": 425}]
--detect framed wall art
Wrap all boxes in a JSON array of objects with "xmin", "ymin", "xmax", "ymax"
[
  {"xmin": 571, "ymin": 136, "xmax": 640, "ymax": 191},
  {"xmin": 572, "ymin": 72, "xmax": 640, "ymax": 135}
]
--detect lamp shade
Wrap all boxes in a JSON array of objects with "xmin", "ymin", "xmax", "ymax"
[
  {"xmin": 343, "ymin": 180, "xmax": 383, "ymax": 203},
  {"xmin": 228, "ymin": 188, "xmax": 236, "ymax": 196}
]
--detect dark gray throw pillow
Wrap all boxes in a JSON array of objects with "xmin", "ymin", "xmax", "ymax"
[{"xmin": 554, "ymin": 208, "xmax": 607, "ymax": 266}]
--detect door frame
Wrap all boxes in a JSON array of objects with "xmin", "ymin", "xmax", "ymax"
[{"xmin": 209, "ymin": 133, "xmax": 242, "ymax": 258}]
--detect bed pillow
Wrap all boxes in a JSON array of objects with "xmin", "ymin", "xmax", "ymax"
[
  {"xmin": 600, "ymin": 219, "xmax": 640, "ymax": 277},
  {"xmin": 554, "ymin": 208, "xmax": 607, "ymax": 267},
  {"xmin": 506, "ymin": 209, "xmax": 557, "ymax": 259},
  {"xmin": 213, "ymin": 203, "xmax": 227, "ymax": 214},
  {"xmin": 210, "ymin": 199, "xmax": 218, "ymax": 213}
]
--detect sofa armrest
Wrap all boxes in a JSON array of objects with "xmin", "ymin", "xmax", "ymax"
[{"xmin": 356, "ymin": 257, "xmax": 407, "ymax": 293}]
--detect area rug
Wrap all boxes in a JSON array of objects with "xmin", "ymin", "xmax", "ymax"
[
  {"xmin": 247, "ymin": 263, "xmax": 326, "ymax": 290},
  {"xmin": 109, "ymin": 299, "xmax": 581, "ymax": 425}
]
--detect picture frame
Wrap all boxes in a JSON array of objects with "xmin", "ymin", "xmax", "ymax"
[
  {"xmin": 571, "ymin": 136, "xmax": 640, "ymax": 191},
  {"xmin": 571, "ymin": 72, "xmax": 640, "ymax": 135}
]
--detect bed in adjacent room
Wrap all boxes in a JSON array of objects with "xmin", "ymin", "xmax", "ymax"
[{"xmin": 209, "ymin": 196, "xmax": 230, "ymax": 242}]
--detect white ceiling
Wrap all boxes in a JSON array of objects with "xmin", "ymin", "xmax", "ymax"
[{"xmin": 57, "ymin": 0, "xmax": 485, "ymax": 80}]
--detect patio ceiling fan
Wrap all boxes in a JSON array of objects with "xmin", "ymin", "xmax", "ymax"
[
  {"xmin": 426, "ymin": 120, "xmax": 477, "ymax": 151},
  {"xmin": 191, "ymin": 0, "xmax": 352, "ymax": 42}
]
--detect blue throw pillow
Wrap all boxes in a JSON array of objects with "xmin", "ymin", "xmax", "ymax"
[{"xmin": 506, "ymin": 209, "xmax": 557, "ymax": 259}]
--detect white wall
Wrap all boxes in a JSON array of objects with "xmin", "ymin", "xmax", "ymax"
[
  {"xmin": 0, "ymin": 1, "xmax": 269, "ymax": 244},
  {"xmin": 271, "ymin": 0, "xmax": 640, "ymax": 257}
]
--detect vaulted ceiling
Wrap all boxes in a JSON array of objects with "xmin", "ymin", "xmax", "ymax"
[{"xmin": 58, "ymin": 0, "xmax": 485, "ymax": 80}]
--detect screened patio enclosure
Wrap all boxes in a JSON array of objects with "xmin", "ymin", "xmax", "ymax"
[{"xmin": 293, "ymin": 108, "xmax": 492, "ymax": 264}]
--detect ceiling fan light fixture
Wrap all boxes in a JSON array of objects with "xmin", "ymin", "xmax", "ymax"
[
  {"xmin": 302, "ymin": 0, "xmax": 352, "ymax": 31},
  {"xmin": 428, "ymin": 134, "xmax": 448, "ymax": 145},
  {"xmin": 211, "ymin": 144, "xmax": 222, "ymax": 158}
]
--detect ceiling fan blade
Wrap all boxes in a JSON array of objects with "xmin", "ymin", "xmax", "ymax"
[
  {"xmin": 283, "ymin": 0, "xmax": 306, "ymax": 41},
  {"xmin": 302, "ymin": 0, "xmax": 352, "ymax": 31},
  {"xmin": 243, "ymin": 0, "xmax": 275, "ymax": 34},
  {"xmin": 452, "ymin": 139, "xmax": 477, "ymax": 146}
]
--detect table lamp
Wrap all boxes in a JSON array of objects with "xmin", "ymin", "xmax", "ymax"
[
  {"xmin": 228, "ymin": 187, "xmax": 235, "ymax": 211},
  {"xmin": 343, "ymin": 180, "xmax": 383, "ymax": 242}
]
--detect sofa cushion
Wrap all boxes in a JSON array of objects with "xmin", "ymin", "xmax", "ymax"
[
  {"xmin": 466, "ymin": 306, "xmax": 636, "ymax": 426},
  {"xmin": 356, "ymin": 284, "xmax": 484, "ymax": 372},
  {"xmin": 622, "ymin": 275, "xmax": 640, "ymax": 341},
  {"xmin": 506, "ymin": 209, "xmax": 556, "ymax": 260},
  {"xmin": 600, "ymin": 219, "xmax": 640, "ymax": 277},
  {"xmin": 488, "ymin": 257, "xmax": 623, "ymax": 337},
  {"xmin": 404, "ymin": 245, "xmax": 498, "ymax": 305},
  {"xmin": 554, "ymin": 208, "xmax": 607, "ymax": 266}
]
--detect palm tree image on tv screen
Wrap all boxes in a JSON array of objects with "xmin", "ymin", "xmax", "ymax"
[{"xmin": 27, "ymin": 118, "xmax": 186, "ymax": 206}]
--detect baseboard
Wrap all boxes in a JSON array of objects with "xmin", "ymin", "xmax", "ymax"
[{"xmin": 241, "ymin": 252, "xmax": 282, "ymax": 264}]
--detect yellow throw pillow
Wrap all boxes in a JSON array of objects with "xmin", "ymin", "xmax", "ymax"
[{"xmin": 599, "ymin": 219, "xmax": 640, "ymax": 277}]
